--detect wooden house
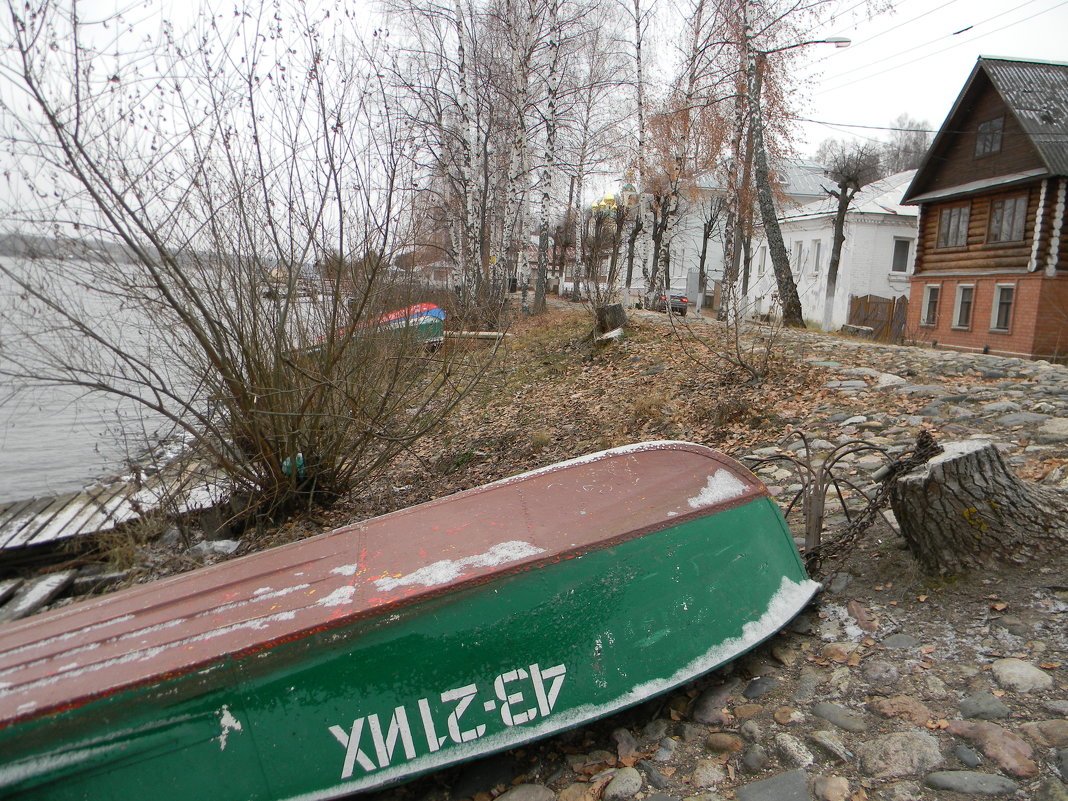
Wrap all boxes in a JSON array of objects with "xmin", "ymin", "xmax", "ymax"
[{"xmin": 901, "ymin": 56, "xmax": 1068, "ymax": 359}]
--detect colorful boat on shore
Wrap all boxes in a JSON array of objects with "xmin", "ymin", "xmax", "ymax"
[{"xmin": 0, "ymin": 441, "xmax": 818, "ymax": 800}]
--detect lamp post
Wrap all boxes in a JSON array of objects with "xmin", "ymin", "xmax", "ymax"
[{"xmin": 739, "ymin": 10, "xmax": 849, "ymax": 327}]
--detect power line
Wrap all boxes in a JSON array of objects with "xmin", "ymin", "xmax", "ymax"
[{"xmin": 814, "ymin": 0, "xmax": 1062, "ymax": 97}]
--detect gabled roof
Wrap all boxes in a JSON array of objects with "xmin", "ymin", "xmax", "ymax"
[
  {"xmin": 696, "ymin": 161, "xmax": 828, "ymax": 204},
  {"xmin": 903, "ymin": 56, "xmax": 1068, "ymax": 203},
  {"xmin": 783, "ymin": 170, "xmax": 918, "ymax": 223}
]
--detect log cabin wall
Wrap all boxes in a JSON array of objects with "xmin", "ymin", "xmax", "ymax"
[{"xmin": 909, "ymin": 74, "xmax": 1045, "ymax": 198}]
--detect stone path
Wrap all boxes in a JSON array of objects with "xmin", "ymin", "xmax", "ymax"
[{"xmin": 367, "ymin": 320, "xmax": 1068, "ymax": 801}]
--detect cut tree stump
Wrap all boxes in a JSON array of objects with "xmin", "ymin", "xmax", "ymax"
[
  {"xmin": 889, "ymin": 440, "xmax": 1068, "ymax": 575},
  {"xmin": 595, "ymin": 303, "xmax": 627, "ymax": 334}
]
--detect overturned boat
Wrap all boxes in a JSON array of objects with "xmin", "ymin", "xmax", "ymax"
[{"xmin": 0, "ymin": 441, "xmax": 818, "ymax": 800}]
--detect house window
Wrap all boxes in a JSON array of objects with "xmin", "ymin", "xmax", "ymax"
[
  {"xmin": 988, "ymin": 195, "xmax": 1027, "ymax": 243},
  {"xmin": 891, "ymin": 238, "xmax": 912, "ymax": 272},
  {"xmin": 953, "ymin": 284, "xmax": 974, "ymax": 329},
  {"xmin": 975, "ymin": 116, "xmax": 1004, "ymax": 157},
  {"xmin": 921, "ymin": 285, "xmax": 940, "ymax": 326},
  {"xmin": 758, "ymin": 246, "xmax": 767, "ymax": 275},
  {"xmin": 792, "ymin": 241, "xmax": 803, "ymax": 274},
  {"xmin": 991, "ymin": 284, "xmax": 1015, "ymax": 331},
  {"xmin": 937, "ymin": 204, "xmax": 970, "ymax": 248},
  {"xmin": 811, "ymin": 240, "xmax": 822, "ymax": 274}
]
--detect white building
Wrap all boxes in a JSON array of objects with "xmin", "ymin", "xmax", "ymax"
[
  {"xmin": 745, "ymin": 170, "xmax": 918, "ymax": 332},
  {"xmin": 645, "ymin": 163, "xmax": 833, "ymax": 311}
]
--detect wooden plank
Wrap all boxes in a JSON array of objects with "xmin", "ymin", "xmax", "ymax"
[
  {"xmin": 0, "ymin": 578, "xmax": 22, "ymax": 606},
  {"xmin": 0, "ymin": 498, "xmax": 40, "ymax": 535},
  {"xmin": 0, "ymin": 497, "xmax": 60, "ymax": 551},
  {"xmin": 0, "ymin": 571, "xmax": 75, "ymax": 624}
]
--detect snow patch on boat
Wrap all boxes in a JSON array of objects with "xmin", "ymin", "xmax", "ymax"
[
  {"xmin": 373, "ymin": 541, "xmax": 545, "ymax": 592},
  {"xmin": 688, "ymin": 469, "xmax": 748, "ymax": 509},
  {"xmin": 217, "ymin": 705, "xmax": 243, "ymax": 751},
  {"xmin": 318, "ymin": 586, "xmax": 357, "ymax": 607},
  {"xmin": 485, "ymin": 440, "xmax": 692, "ymax": 489},
  {"xmin": 330, "ymin": 564, "xmax": 359, "ymax": 577},
  {"xmin": 0, "ymin": 743, "xmax": 120, "ymax": 790}
]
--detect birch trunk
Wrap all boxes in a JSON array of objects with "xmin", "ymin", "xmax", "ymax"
[{"xmin": 534, "ymin": 0, "xmax": 561, "ymax": 315}]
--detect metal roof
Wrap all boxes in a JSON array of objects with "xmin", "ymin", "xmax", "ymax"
[
  {"xmin": 903, "ymin": 56, "xmax": 1068, "ymax": 203},
  {"xmin": 783, "ymin": 170, "xmax": 918, "ymax": 222}
]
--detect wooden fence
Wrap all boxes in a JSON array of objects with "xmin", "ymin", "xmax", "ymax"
[{"xmin": 848, "ymin": 294, "xmax": 908, "ymax": 343}]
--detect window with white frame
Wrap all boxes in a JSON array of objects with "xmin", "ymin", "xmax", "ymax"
[
  {"xmin": 792, "ymin": 241, "xmax": 803, "ymax": 274},
  {"xmin": 988, "ymin": 195, "xmax": 1027, "ymax": 243},
  {"xmin": 758, "ymin": 246, "xmax": 767, "ymax": 275},
  {"xmin": 953, "ymin": 284, "xmax": 975, "ymax": 329},
  {"xmin": 921, "ymin": 285, "xmax": 940, "ymax": 327},
  {"xmin": 937, "ymin": 204, "xmax": 970, "ymax": 248},
  {"xmin": 891, "ymin": 238, "xmax": 912, "ymax": 272},
  {"xmin": 811, "ymin": 239, "xmax": 822, "ymax": 274},
  {"xmin": 991, "ymin": 284, "xmax": 1015, "ymax": 331}
]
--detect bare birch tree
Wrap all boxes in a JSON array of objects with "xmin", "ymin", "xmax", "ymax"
[{"xmin": 0, "ymin": 1, "xmax": 491, "ymax": 522}]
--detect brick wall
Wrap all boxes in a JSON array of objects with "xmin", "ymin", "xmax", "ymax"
[{"xmin": 906, "ymin": 273, "xmax": 1059, "ymax": 358}]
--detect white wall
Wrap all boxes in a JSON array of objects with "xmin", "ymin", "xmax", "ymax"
[{"xmin": 744, "ymin": 213, "xmax": 916, "ymax": 330}]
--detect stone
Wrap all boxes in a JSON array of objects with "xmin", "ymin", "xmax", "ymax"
[
  {"xmin": 705, "ymin": 733, "xmax": 744, "ymax": 754},
  {"xmin": 690, "ymin": 760, "xmax": 725, "ymax": 788},
  {"xmin": 743, "ymin": 676, "xmax": 780, "ymax": 700},
  {"xmin": 983, "ymin": 400, "xmax": 1021, "ymax": 413},
  {"xmin": 771, "ymin": 645, "xmax": 798, "ymax": 667},
  {"xmin": 735, "ymin": 769, "xmax": 813, "ymax": 801},
  {"xmin": 678, "ymin": 723, "xmax": 709, "ymax": 743},
  {"xmin": 880, "ymin": 633, "xmax": 920, "ymax": 650},
  {"xmin": 812, "ymin": 775, "xmax": 849, "ymax": 801},
  {"xmin": 1045, "ymin": 700, "xmax": 1068, "ymax": 715},
  {"xmin": 1037, "ymin": 417, "xmax": 1068, "ymax": 443},
  {"xmin": 692, "ymin": 680, "xmax": 740, "ymax": 725},
  {"xmin": 774, "ymin": 706, "xmax": 803, "ymax": 725},
  {"xmin": 945, "ymin": 719, "xmax": 1038, "ymax": 778},
  {"xmin": 497, "ymin": 785, "xmax": 555, "ymax": 801},
  {"xmin": 613, "ymin": 728, "xmax": 640, "ymax": 760},
  {"xmin": 924, "ymin": 771, "xmax": 1018, "ymax": 795},
  {"xmin": 954, "ymin": 744, "xmax": 982, "ymax": 768},
  {"xmin": 774, "ymin": 733, "xmax": 814, "ymax": 768},
  {"xmin": 861, "ymin": 659, "xmax": 899, "ymax": 686},
  {"xmin": 639, "ymin": 764, "xmax": 671, "ymax": 790},
  {"xmin": 603, "ymin": 767, "xmax": 643, "ymax": 800},
  {"xmin": 811, "ymin": 702, "xmax": 868, "ymax": 733},
  {"xmin": 856, "ymin": 732, "xmax": 943, "ymax": 778},
  {"xmin": 186, "ymin": 538, "xmax": 242, "ymax": 557},
  {"xmin": 792, "ymin": 667, "xmax": 823, "ymax": 703},
  {"xmin": 733, "ymin": 704, "xmax": 764, "ymax": 720},
  {"xmin": 1058, "ymin": 747, "xmax": 1068, "ymax": 777},
  {"xmin": 643, "ymin": 719, "xmax": 670, "ymax": 740},
  {"xmin": 992, "ymin": 658, "xmax": 1054, "ymax": 692},
  {"xmin": 878, "ymin": 781, "xmax": 923, "ymax": 801},
  {"xmin": 1022, "ymin": 720, "xmax": 1068, "ymax": 747},
  {"xmin": 868, "ymin": 695, "xmax": 932, "ymax": 726},
  {"xmin": 741, "ymin": 743, "xmax": 769, "ymax": 773},
  {"xmin": 653, "ymin": 738, "xmax": 676, "ymax": 762},
  {"xmin": 807, "ymin": 730, "xmax": 851, "ymax": 762},
  {"xmin": 826, "ymin": 573, "xmax": 853, "ymax": 594},
  {"xmin": 960, "ymin": 691, "xmax": 1011, "ymax": 720},
  {"xmin": 993, "ymin": 615, "xmax": 1030, "ymax": 636},
  {"xmin": 739, "ymin": 720, "xmax": 763, "ymax": 742},
  {"xmin": 1037, "ymin": 780, "xmax": 1068, "ymax": 801},
  {"xmin": 997, "ymin": 411, "xmax": 1051, "ymax": 426}
]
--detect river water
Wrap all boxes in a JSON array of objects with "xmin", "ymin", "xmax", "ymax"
[{"xmin": 0, "ymin": 259, "xmax": 158, "ymax": 504}]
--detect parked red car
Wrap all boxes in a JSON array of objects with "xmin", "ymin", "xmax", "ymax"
[{"xmin": 643, "ymin": 291, "xmax": 689, "ymax": 316}]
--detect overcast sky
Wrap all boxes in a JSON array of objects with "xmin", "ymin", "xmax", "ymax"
[{"xmin": 793, "ymin": 0, "xmax": 1068, "ymax": 157}]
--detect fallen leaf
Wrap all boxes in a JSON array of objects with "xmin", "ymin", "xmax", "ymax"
[
  {"xmin": 918, "ymin": 595, "xmax": 928, "ymax": 602},
  {"xmin": 1039, "ymin": 662, "xmax": 1061, "ymax": 669},
  {"xmin": 991, "ymin": 602, "xmax": 1007, "ymax": 611},
  {"xmin": 992, "ymin": 689, "xmax": 1005, "ymax": 697},
  {"xmin": 920, "ymin": 644, "xmax": 936, "ymax": 654}
]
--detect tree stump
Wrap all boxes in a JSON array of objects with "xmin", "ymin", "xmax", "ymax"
[
  {"xmin": 889, "ymin": 440, "xmax": 1068, "ymax": 575},
  {"xmin": 595, "ymin": 303, "xmax": 627, "ymax": 334}
]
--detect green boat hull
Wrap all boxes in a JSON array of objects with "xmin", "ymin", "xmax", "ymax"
[{"xmin": 0, "ymin": 496, "xmax": 815, "ymax": 800}]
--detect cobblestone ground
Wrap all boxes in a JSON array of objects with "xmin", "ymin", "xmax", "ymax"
[{"xmin": 367, "ymin": 313, "xmax": 1068, "ymax": 801}]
